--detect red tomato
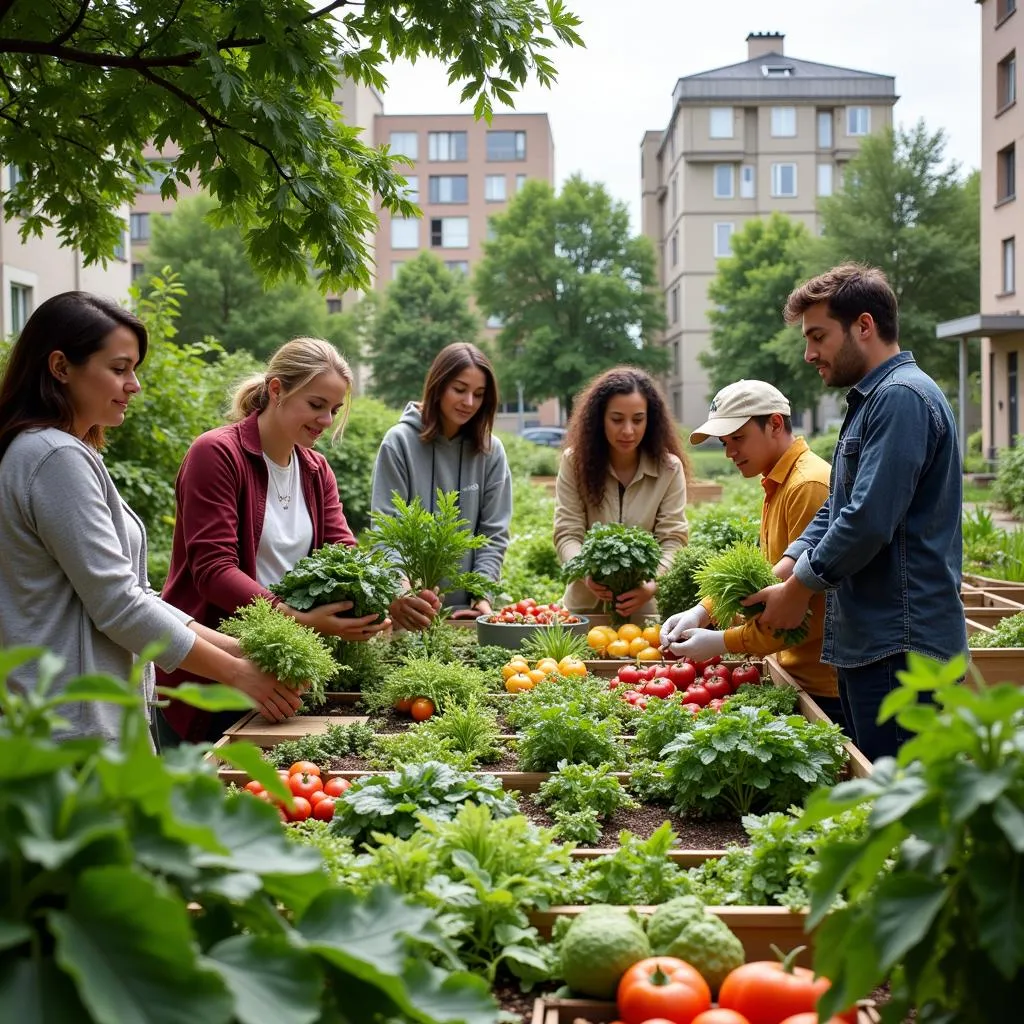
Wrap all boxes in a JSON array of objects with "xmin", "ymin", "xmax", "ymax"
[
  {"xmin": 312, "ymin": 797, "xmax": 336, "ymax": 821},
  {"xmin": 286, "ymin": 796, "xmax": 312, "ymax": 823},
  {"xmin": 681, "ymin": 702, "xmax": 703, "ymax": 714},
  {"xmin": 705, "ymin": 664, "xmax": 732, "ymax": 685},
  {"xmin": 516, "ymin": 600, "xmax": 532, "ymax": 615},
  {"xmin": 691, "ymin": 1012, "xmax": 753, "ymax": 1024},
  {"xmin": 619, "ymin": 666, "xmax": 642, "ymax": 686},
  {"xmin": 410, "ymin": 697, "xmax": 435, "ymax": 721},
  {"xmin": 288, "ymin": 772, "xmax": 322, "ymax": 800},
  {"xmin": 718, "ymin": 955, "xmax": 857, "ymax": 1024},
  {"xmin": 307, "ymin": 790, "xmax": 328, "ymax": 805},
  {"xmin": 323, "ymin": 777, "xmax": 351, "ymax": 797},
  {"xmin": 394, "ymin": 696, "xmax": 414, "ymax": 714},
  {"xmin": 244, "ymin": 780, "xmax": 265, "ymax": 795},
  {"xmin": 778, "ymin": 1015, "xmax": 858, "ymax": 1024},
  {"xmin": 617, "ymin": 957, "xmax": 712, "ymax": 1024},
  {"xmin": 643, "ymin": 677, "xmax": 676, "ymax": 700},
  {"xmin": 704, "ymin": 676, "xmax": 731, "ymax": 700},
  {"xmin": 683, "ymin": 684, "xmax": 711, "ymax": 707},
  {"xmin": 731, "ymin": 663, "xmax": 762, "ymax": 688},
  {"xmin": 633, "ymin": 695, "xmax": 650, "ymax": 710},
  {"xmin": 621, "ymin": 689, "xmax": 643, "ymax": 704},
  {"xmin": 668, "ymin": 662, "xmax": 696, "ymax": 690},
  {"xmin": 654, "ymin": 666, "xmax": 672, "ymax": 679},
  {"xmin": 288, "ymin": 761, "xmax": 321, "ymax": 778}
]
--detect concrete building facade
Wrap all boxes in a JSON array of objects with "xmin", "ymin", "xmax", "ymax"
[{"xmin": 642, "ymin": 32, "xmax": 897, "ymax": 428}]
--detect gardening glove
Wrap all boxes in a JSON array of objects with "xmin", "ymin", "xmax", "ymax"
[
  {"xmin": 670, "ymin": 627, "xmax": 727, "ymax": 662},
  {"xmin": 660, "ymin": 603, "xmax": 711, "ymax": 646}
]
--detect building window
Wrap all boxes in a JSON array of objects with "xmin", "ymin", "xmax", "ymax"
[
  {"xmin": 112, "ymin": 226, "xmax": 127, "ymax": 261},
  {"xmin": 713, "ymin": 222, "xmax": 734, "ymax": 258},
  {"xmin": 428, "ymin": 131, "xmax": 468, "ymax": 161},
  {"xmin": 999, "ymin": 144, "xmax": 1017, "ymax": 203},
  {"xmin": 817, "ymin": 164, "xmax": 833, "ymax": 197},
  {"xmin": 390, "ymin": 217, "xmax": 419, "ymax": 249},
  {"xmin": 389, "ymin": 131, "xmax": 418, "ymax": 160},
  {"xmin": 817, "ymin": 110, "xmax": 833, "ymax": 149},
  {"xmin": 485, "ymin": 174, "xmax": 507, "ymax": 201},
  {"xmin": 669, "ymin": 286, "xmax": 679, "ymax": 324},
  {"xmin": 486, "ymin": 130, "xmax": 526, "ymax": 161},
  {"xmin": 671, "ymin": 174, "xmax": 678, "ymax": 217},
  {"xmin": 10, "ymin": 283, "xmax": 32, "ymax": 334},
  {"xmin": 999, "ymin": 52, "xmax": 1018, "ymax": 110},
  {"xmin": 770, "ymin": 106, "xmax": 797, "ymax": 137},
  {"xmin": 709, "ymin": 107, "xmax": 734, "ymax": 139},
  {"xmin": 428, "ymin": 175, "xmax": 468, "ymax": 203},
  {"xmin": 326, "ymin": 298, "xmax": 343, "ymax": 315},
  {"xmin": 430, "ymin": 216, "xmax": 469, "ymax": 248},
  {"xmin": 771, "ymin": 163, "xmax": 797, "ymax": 197},
  {"xmin": 139, "ymin": 164, "xmax": 168, "ymax": 195},
  {"xmin": 131, "ymin": 262, "xmax": 146, "ymax": 282},
  {"xmin": 739, "ymin": 164, "xmax": 755, "ymax": 199},
  {"xmin": 762, "ymin": 63, "xmax": 794, "ymax": 78},
  {"xmin": 999, "ymin": 0, "xmax": 1017, "ymax": 20},
  {"xmin": 713, "ymin": 163, "xmax": 735, "ymax": 199},
  {"xmin": 515, "ymin": 173, "xmax": 527, "ymax": 192},
  {"xmin": 847, "ymin": 106, "xmax": 871, "ymax": 135},
  {"xmin": 444, "ymin": 260, "xmax": 470, "ymax": 275},
  {"xmin": 671, "ymin": 231, "xmax": 678, "ymax": 266},
  {"xmin": 129, "ymin": 213, "xmax": 150, "ymax": 241},
  {"xmin": 672, "ymin": 341, "xmax": 680, "ymax": 376},
  {"xmin": 672, "ymin": 390, "xmax": 682, "ymax": 420},
  {"xmin": 1003, "ymin": 236, "xmax": 1016, "ymax": 294},
  {"xmin": 7, "ymin": 163, "xmax": 23, "ymax": 187},
  {"xmin": 399, "ymin": 175, "xmax": 419, "ymax": 202},
  {"xmin": 486, "ymin": 219, "xmax": 496, "ymax": 241}
]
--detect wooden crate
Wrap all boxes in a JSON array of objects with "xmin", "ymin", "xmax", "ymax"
[
  {"xmin": 530, "ymin": 997, "xmax": 880, "ymax": 1024},
  {"xmin": 961, "ymin": 588, "xmax": 1024, "ymax": 612},
  {"xmin": 687, "ymin": 479, "xmax": 724, "ymax": 505},
  {"xmin": 969, "ymin": 647, "xmax": 1024, "ymax": 685}
]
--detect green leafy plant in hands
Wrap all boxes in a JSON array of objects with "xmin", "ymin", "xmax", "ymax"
[
  {"xmin": 696, "ymin": 543, "xmax": 810, "ymax": 645},
  {"xmin": 269, "ymin": 542, "xmax": 401, "ymax": 619},
  {"xmin": 534, "ymin": 760, "xmax": 638, "ymax": 844},
  {"xmin": 562, "ymin": 522, "xmax": 663, "ymax": 624},
  {"xmin": 802, "ymin": 653, "xmax": 1024, "ymax": 1024},
  {"xmin": 219, "ymin": 596, "xmax": 337, "ymax": 704}
]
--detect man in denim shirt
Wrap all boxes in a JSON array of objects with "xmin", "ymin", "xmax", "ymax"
[{"xmin": 747, "ymin": 264, "xmax": 966, "ymax": 760}]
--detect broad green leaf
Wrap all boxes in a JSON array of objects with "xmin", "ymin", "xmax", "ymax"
[
  {"xmin": 0, "ymin": 646, "xmax": 46, "ymax": 681},
  {"xmin": 871, "ymin": 872, "xmax": 948, "ymax": 972},
  {"xmin": 0, "ymin": 738, "xmax": 87, "ymax": 782},
  {"xmin": 813, "ymin": 910, "xmax": 881, "ymax": 1019},
  {"xmin": 203, "ymin": 935, "xmax": 321, "ymax": 1024},
  {"xmin": 156, "ymin": 684, "xmax": 256, "ymax": 712},
  {"xmin": 49, "ymin": 866, "xmax": 233, "ymax": 1024},
  {"xmin": 869, "ymin": 773, "xmax": 930, "ymax": 829},
  {"xmin": 966, "ymin": 849, "xmax": 1024, "ymax": 978},
  {"xmin": 945, "ymin": 761, "xmax": 1013, "ymax": 824},
  {"xmin": 0, "ymin": 956, "xmax": 91, "ymax": 1023},
  {"xmin": 993, "ymin": 794, "xmax": 1024, "ymax": 852},
  {"xmin": 877, "ymin": 683, "xmax": 918, "ymax": 722},
  {"xmin": 210, "ymin": 740, "xmax": 291, "ymax": 803},
  {"xmin": 0, "ymin": 919, "xmax": 31, "ymax": 952},
  {"xmin": 892, "ymin": 703, "xmax": 939, "ymax": 734},
  {"xmin": 806, "ymin": 840, "xmax": 866, "ymax": 929},
  {"xmin": 399, "ymin": 959, "xmax": 498, "ymax": 1024}
]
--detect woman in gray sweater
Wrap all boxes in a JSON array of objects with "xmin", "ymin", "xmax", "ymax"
[{"xmin": 0, "ymin": 292, "xmax": 300, "ymax": 743}]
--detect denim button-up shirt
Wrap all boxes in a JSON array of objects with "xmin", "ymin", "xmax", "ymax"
[{"xmin": 785, "ymin": 352, "xmax": 966, "ymax": 668}]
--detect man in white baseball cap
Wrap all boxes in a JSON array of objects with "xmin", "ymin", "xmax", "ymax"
[{"xmin": 661, "ymin": 379, "xmax": 843, "ymax": 727}]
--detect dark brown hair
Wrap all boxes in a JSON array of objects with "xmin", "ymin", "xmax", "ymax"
[
  {"xmin": 563, "ymin": 366, "xmax": 690, "ymax": 507},
  {"xmin": 0, "ymin": 291, "xmax": 148, "ymax": 460},
  {"xmin": 784, "ymin": 263, "xmax": 899, "ymax": 343},
  {"xmin": 419, "ymin": 343, "xmax": 499, "ymax": 454}
]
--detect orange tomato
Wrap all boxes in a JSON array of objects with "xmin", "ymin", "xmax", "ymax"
[
  {"xmin": 505, "ymin": 673, "xmax": 535, "ymax": 693},
  {"xmin": 587, "ymin": 627, "xmax": 610, "ymax": 651},
  {"xmin": 628, "ymin": 636, "xmax": 651, "ymax": 656},
  {"xmin": 288, "ymin": 761, "xmax": 321, "ymax": 777},
  {"xmin": 617, "ymin": 623, "xmax": 642, "ymax": 642},
  {"xmin": 501, "ymin": 662, "xmax": 528, "ymax": 680},
  {"xmin": 557, "ymin": 657, "xmax": 587, "ymax": 677},
  {"xmin": 535, "ymin": 657, "xmax": 560, "ymax": 675},
  {"xmin": 637, "ymin": 645, "xmax": 663, "ymax": 662},
  {"xmin": 410, "ymin": 697, "xmax": 435, "ymax": 721},
  {"xmin": 606, "ymin": 639, "xmax": 631, "ymax": 659},
  {"xmin": 642, "ymin": 625, "xmax": 662, "ymax": 646}
]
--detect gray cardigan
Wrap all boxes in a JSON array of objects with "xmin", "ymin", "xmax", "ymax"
[{"xmin": 0, "ymin": 429, "xmax": 196, "ymax": 742}]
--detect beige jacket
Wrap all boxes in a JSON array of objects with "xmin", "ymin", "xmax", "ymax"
[{"xmin": 554, "ymin": 448, "xmax": 688, "ymax": 615}]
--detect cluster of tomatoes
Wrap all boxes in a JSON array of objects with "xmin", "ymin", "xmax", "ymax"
[
  {"xmin": 500, "ymin": 654, "xmax": 588, "ymax": 692},
  {"xmin": 244, "ymin": 760, "xmax": 350, "ymax": 823},
  {"xmin": 481, "ymin": 597, "xmax": 581, "ymax": 625},
  {"xmin": 611, "ymin": 953, "xmax": 856, "ymax": 1024},
  {"xmin": 609, "ymin": 657, "xmax": 761, "ymax": 712},
  {"xmin": 392, "ymin": 695, "xmax": 436, "ymax": 720}
]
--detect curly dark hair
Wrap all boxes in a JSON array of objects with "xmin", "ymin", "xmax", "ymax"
[{"xmin": 563, "ymin": 366, "xmax": 690, "ymax": 507}]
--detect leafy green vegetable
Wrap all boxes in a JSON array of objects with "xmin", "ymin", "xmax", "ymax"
[
  {"xmin": 269, "ymin": 543, "xmax": 401, "ymax": 618},
  {"xmin": 360, "ymin": 657, "xmax": 488, "ymax": 715},
  {"xmin": 656, "ymin": 544, "xmax": 713, "ymax": 618},
  {"xmin": 372, "ymin": 698, "xmax": 503, "ymax": 770},
  {"xmin": 726, "ymin": 681, "xmax": 800, "ymax": 716},
  {"xmin": 562, "ymin": 522, "xmax": 663, "ymax": 623},
  {"xmin": 329, "ymin": 760, "xmax": 517, "ymax": 847},
  {"xmin": 504, "ymin": 673, "xmax": 632, "ymax": 733},
  {"xmin": 516, "ymin": 704, "xmax": 625, "ymax": 772},
  {"xmin": 696, "ymin": 543, "xmax": 809, "ymax": 645},
  {"xmin": 967, "ymin": 608, "xmax": 1024, "ymax": 647},
  {"xmin": 534, "ymin": 760, "xmax": 638, "ymax": 844},
  {"xmin": 262, "ymin": 722, "xmax": 376, "ymax": 769},
  {"xmin": 219, "ymin": 596, "xmax": 337, "ymax": 704},
  {"xmin": 689, "ymin": 503, "xmax": 761, "ymax": 552},
  {"xmin": 632, "ymin": 694, "xmax": 698, "ymax": 760}
]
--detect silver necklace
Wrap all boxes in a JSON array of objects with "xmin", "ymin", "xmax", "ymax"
[{"xmin": 266, "ymin": 457, "xmax": 292, "ymax": 510}]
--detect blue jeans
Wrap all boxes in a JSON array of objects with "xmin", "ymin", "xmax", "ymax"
[
  {"xmin": 837, "ymin": 652, "xmax": 918, "ymax": 761},
  {"xmin": 809, "ymin": 694, "xmax": 847, "ymax": 736}
]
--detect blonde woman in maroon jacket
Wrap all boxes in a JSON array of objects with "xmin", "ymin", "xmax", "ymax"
[{"xmin": 159, "ymin": 337, "xmax": 439, "ymax": 742}]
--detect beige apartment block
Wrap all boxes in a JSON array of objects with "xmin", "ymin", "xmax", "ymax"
[
  {"xmin": 940, "ymin": 0, "xmax": 1024, "ymax": 459},
  {"xmin": 1, "ymin": 165, "xmax": 131, "ymax": 336},
  {"xmin": 642, "ymin": 32, "xmax": 896, "ymax": 429}
]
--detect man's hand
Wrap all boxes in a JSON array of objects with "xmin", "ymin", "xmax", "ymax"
[
  {"xmin": 660, "ymin": 603, "xmax": 711, "ymax": 646},
  {"xmin": 389, "ymin": 589, "xmax": 442, "ymax": 631},
  {"xmin": 743, "ymin": 576, "xmax": 813, "ymax": 631},
  {"xmin": 671, "ymin": 627, "xmax": 727, "ymax": 661}
]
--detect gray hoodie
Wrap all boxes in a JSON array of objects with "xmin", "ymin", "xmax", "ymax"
[{"xmin": 371, "ymin": 403, "xmax": 513, "ymax": 607}]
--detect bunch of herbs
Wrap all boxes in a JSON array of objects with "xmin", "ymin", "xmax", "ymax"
[
  {"xmin": 372, "ymin": 698, "xmax": 503, "ymax": 770},
  {"xmin": 504, "ymin": 674, "xmax": 631, "ymax": 732},
  {"xmin": 726, "ymin": 680, "xmax": 800, "ymax": 716},
  {"xmin": 534, "ymin": 760, "xmax": 638, "ymax": 844},
  {"xmin": 516, "ymin": 704, "xmax": 625, "ymax": 772}
]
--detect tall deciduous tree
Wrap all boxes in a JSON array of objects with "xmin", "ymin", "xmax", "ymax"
[
  {"xmin": 368, "ymin": 253, "xmax": 481, "ymax": 410},
  {"xmin": 803, "ymin": 121, "xmax": 980, "ymax": 393},
  {"xmin": 0, "ymin": 1, "xmax": 582, "ymax": 287},
  {"xmin": 702, "ymin": 213, "xmax": 823, "ymax": 417},
  {"xmin": 474, "ymin": 176, "xmax": 667, "ymax": 415},
  {"xmin": 143, "ymin": 194, "xmax": 330, "ymax": 357}
]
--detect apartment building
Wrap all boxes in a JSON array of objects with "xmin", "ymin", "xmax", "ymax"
[
  {"xmin": 1, "ymin": 166, "xmax": 132, "ymax": 336},
  {"xmin": 939, "ymin": 0, "xmax": 1024, "ymax": 459},
  {"xmin": 641, "ymin": 32, "xmax": 897, "ymax": 428}
]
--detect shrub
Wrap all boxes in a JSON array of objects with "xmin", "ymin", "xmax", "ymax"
[
  {"xmin": 993, "ymin": 445, "xmax": 1024, "ymax": 516},
  {"xmin": 496, "ymin": 430, "xmax": 561, "ymax": 478},
  {"xmin": 808, "ymin": 427, "xmax": 839, "ymax": 464},
  {"xmin": 656, "ymin": 544, "xmax": 713, "ymax": 618},
  {"xmin": 688, "ymin": 504, "xmax": 761, "ymax": 553}
]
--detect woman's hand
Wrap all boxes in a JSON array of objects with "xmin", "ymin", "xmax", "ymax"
[
  {"xmin": 285, "ymin": 601, "xmax": 391, "ymax": 642},
  {"xmin": 229, "ymin": 658, "xmax": 303, "ymax": 723},
  {"xmin": 450, "ymin": 598, "xmax": 492, "ymax": 621},
  {"xmin": 615, "ymin": 580, "xmax": 657, "ymax": 617},
  {"xmin": 584, "ymin": 576, "xmax": 614, "ymax": 601},
  {"xmin": 389, "ymin": 589, "xmax": 442, "ymax": 631}
]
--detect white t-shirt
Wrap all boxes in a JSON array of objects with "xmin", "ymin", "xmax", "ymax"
[{"xmin": 256, "ymin": 453, "xmax": 312, "ymax": 588}]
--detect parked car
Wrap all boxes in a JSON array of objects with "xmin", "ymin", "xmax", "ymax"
[{"xmin": 520, "ymin": 427, "xmax": 566, "ymax": 448}]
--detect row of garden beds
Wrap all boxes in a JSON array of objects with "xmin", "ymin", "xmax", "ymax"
[{"xmin": 962, "ymin": 573, "xmax": 1024, "ymax": 683}]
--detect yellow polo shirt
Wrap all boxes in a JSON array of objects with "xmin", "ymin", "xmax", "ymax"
[{"xmin": 713, "ymin": 438, "xmax": 838, "ymax": 698}]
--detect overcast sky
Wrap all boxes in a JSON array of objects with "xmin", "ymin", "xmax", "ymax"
[{"xmin": 378, "ymin": 0, "xmax": 981, "ymax": 231}]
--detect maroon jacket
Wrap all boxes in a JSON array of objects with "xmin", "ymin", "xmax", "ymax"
[{"xmin": 159, "ymin": 411, "xmax": 356, "ymax": 739}]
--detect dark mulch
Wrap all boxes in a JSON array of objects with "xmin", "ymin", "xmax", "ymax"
[
  {"xmin": 493, "ymin": 978, "xmax": 541, "ymax": 1023},
  {"xmin": 516, "ymin": 794, "xmax": 749, "ymax": 849}
]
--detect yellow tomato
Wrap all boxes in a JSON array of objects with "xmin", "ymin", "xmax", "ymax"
[
  {"xmin": 599, "ymin": 625, "xmax": 619, "ymax": 644},
  {"xmin": 586, "ymin": 628, "xmax": 609, "ymax": 652},
  {"xmin": 535, "ymin": 657, "xmax": 560, "ymax": 675},
  {"xmin": 501, "ymin": 660, "xmax": 530, "ymax": 680},
  {"xmin": 642, "ymin": 625, "xmax": 662, "ymax": 647},
  {"xmin": 527, "ymin": 669, "xmax": 547, "ymax": 685},
  {"xmin": 505, "ymin": 673, "xmax": 535, "ymax": 693},
  {"xmin": 637, "ymin": 645, "xmax": 663, "ymax": 662},
  {"xmin": 616, "ymin": 623, "xmax": 642, "ymax": 642},
  {"xmin": 628, "ymin": 636, "xmax": 651, "ymax": 656},
  {"xmin": 605, "ymin": 639, "xmax": 631, "ymax": 659},
  {"xmin": 557, "ymin": 657, "xmax": 588, "ymax": 677}
]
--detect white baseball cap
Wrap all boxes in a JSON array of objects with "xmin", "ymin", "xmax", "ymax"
[{"xmin": 689, "ymin": 380, "xmax": 792, "ymax": 444}]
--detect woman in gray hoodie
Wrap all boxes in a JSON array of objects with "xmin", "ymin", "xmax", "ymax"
[{"xmin": 371, "ymin": 343, "xmax": 513, "ymax": 624}]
